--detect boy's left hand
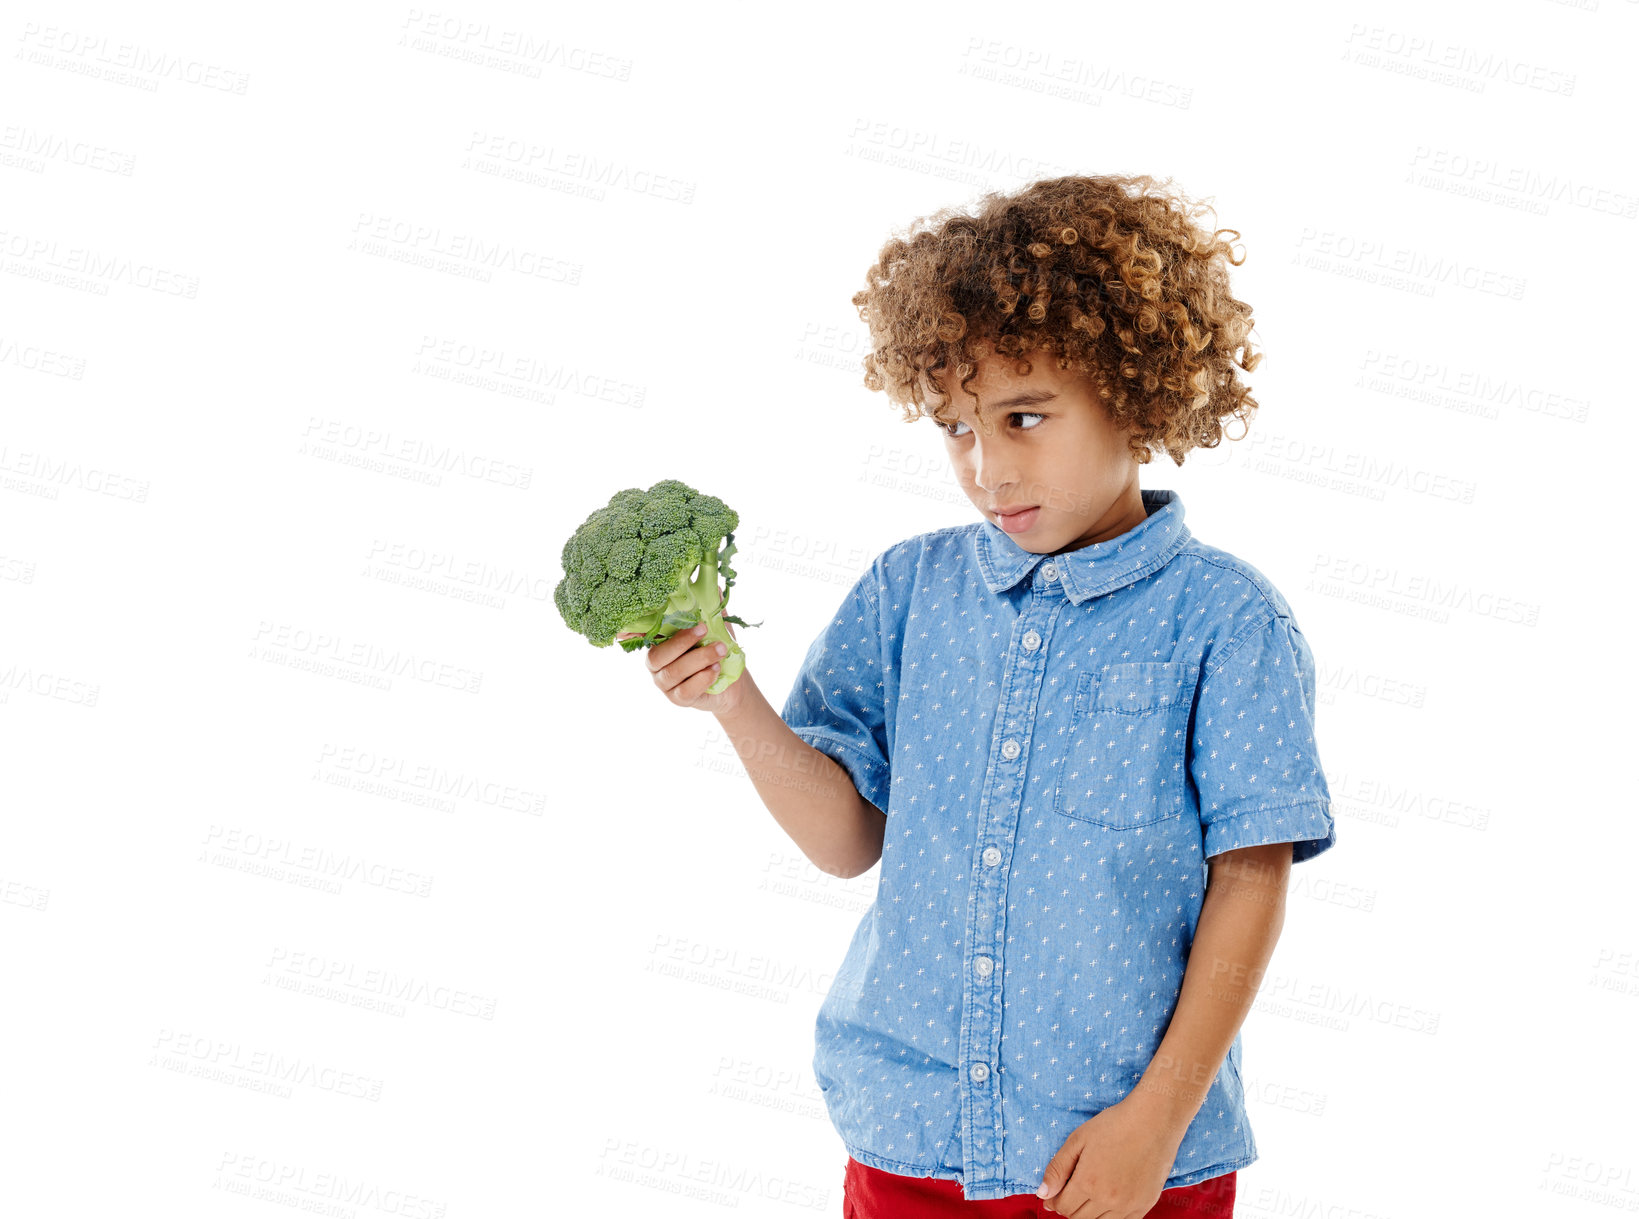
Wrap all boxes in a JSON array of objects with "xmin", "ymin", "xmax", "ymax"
[{"xmin": 1035, "ymin": 1095, "xmax": 1183, "ymax": 1216}]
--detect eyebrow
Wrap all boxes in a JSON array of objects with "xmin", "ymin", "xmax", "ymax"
[{"xmin": 972, "ymin": 389, "xmax": 1058, "ymax": 416}]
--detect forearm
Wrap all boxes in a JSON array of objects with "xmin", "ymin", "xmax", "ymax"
[
  {"xmin": 1128, "ymin": 844, "xmax": 1291, "ymax": 1136},
  {"xmin": 713, "ymin": 669, "xmax": 887, "ymax": 879}
]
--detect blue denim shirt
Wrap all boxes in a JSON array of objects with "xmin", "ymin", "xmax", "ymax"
[{"xmin": 779, "ymin": 488, "xmax": 1336, "ymax": 1201}]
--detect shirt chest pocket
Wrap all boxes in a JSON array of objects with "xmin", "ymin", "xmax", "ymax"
[{"xmin": 1053, "ymin": 662, "xmax": 1198, "ymax": 830}]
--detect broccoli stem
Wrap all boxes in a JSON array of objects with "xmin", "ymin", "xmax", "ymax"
[{"xmin": 672, "ymin": 543, "xmax": 745, "ymax": 694}]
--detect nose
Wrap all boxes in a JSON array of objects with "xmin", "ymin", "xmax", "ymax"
[{"xmin": 970, "ymin": 436, "xmax": 1016, "ymax": 496}]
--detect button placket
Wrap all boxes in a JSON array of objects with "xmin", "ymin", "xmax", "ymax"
[{"xmin": 960, "ymin": 602, "xmax": 1057, "ymax": 1189}]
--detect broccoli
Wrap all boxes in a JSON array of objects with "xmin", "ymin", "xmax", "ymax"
[{"xmin": 553, "ymin": 479, "xmax": 758, "ymax": 694}]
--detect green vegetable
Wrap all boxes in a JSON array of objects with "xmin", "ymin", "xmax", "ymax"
[{"xmin": 553, "ymin": 479, "xmax": 758, "ymax": 693}]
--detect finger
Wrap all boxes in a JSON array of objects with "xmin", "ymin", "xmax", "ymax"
[
  {"xmin": 669, "ymin": 659, "xmax": 722, "ymax": 701},
  {"xmin": 654, "ymin": 638, "xmax": 720, "ymax": 690},
  {"xmin": 647, "ymin": 625, "xmax": 709, "ymax": 671}
]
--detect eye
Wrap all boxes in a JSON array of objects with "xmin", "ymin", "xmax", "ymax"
[{"xmin": 936, "ymin": 412, "xmax": 1046, "ymax": 438}]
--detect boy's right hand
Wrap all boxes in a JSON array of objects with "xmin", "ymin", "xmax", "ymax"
[{"xmin": 617, "ymin": 620, "xmax": 747, "ymax": 716}]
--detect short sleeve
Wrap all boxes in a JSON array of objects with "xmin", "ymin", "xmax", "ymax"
[
  {"xmin": 778, "ymin": 564, "xmax": 891, "ymax": 814},
  {"xmin": 1190, "ymin": 613, "xmax": 1336, "ymax": 864}
]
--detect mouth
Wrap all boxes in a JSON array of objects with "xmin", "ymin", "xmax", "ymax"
[{"xmin": 991, "ymin": 505, "xmax": 1040, "ymax": 534}]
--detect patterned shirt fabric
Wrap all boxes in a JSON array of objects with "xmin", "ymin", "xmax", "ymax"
[{"xmin": 779, "ymin": 488, "xmax": 1336, "ymax": 1202}]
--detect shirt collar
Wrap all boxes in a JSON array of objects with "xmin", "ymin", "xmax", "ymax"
[{"xmin": 974, "ymin": 488, "xmax": 1192, "ymax": 604}]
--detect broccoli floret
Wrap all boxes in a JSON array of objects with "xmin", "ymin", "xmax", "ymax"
[{"xmin": 554, "ymin": 479, "xmax": 758, "ymax": 694}]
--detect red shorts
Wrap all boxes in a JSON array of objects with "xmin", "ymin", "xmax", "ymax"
[{"xmin": 843, "ymin": 1156, "xmax": 1236, "ymax": 1218}]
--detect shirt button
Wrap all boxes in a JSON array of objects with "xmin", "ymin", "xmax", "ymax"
[
  {"xmin": 1022, "ymin": 630, "xmax": 1041, "ymax": 651},
  {"xmin": 974, "ymin": 955, "xmax": 993, "ymax": 978},
  {"xmin": 982, "ymin": 847, "xmax": 1002, "ymax": 867},
  {"xmin": 1001, "ymin": 738, "xmax": 1020, "ymax": 760},
  {"xmin": 970, "ymin": 1062, "xmax": 989, "ymax": 1083},
  {"xmin": 1042, "ymin": 562, "xmax": 1058, "ymax": 582}
]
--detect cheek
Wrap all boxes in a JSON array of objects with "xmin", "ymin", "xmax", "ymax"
[{"xmin": 1040, "ymin": 457, "xmax": 1087, "ymax": 508}]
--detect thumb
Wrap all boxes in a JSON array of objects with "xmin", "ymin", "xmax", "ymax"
[{"xmin": 1036, "ymin": 1150, "xmax": 1074, "ymax": 1199}]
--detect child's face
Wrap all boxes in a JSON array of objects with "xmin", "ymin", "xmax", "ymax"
[{"xmin": 926, "ymin": 350, "xmax": 1147, "ymax": 554}]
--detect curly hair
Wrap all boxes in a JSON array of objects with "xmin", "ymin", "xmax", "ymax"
[{"xmin": 851, "ymin": 174, "xmax": 1262, "ymax": 466}]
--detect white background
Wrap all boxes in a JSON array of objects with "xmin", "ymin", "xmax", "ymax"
[{"xmin": 5, "ymin": 1, "xmax": 1637, "ymax": 1216}]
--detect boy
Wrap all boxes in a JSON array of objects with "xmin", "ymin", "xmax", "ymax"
[{"xmin": 636, "ymin": 175, "xmax": 1336, "ymax": 1217}]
